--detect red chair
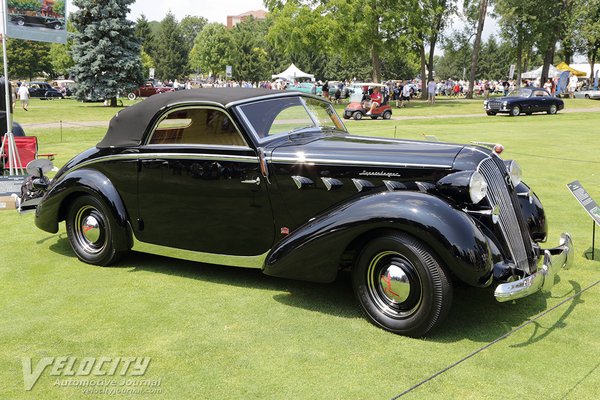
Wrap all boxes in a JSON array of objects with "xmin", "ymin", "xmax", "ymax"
[{"xmin": 1, "ymin": 136, "xmax": 38, "ymax": 169}]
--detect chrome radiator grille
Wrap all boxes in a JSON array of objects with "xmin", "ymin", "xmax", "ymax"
[
  {"xmin": 487, "ymin": 101, "xmax": 501, "ymax": 111},
  {"xmin": 478, "ymin": 157, "xmax": 533, "ymax": 273}
]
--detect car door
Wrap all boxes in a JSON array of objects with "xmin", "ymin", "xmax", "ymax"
[
  {"xmin": 136, "ymin": 105, "xmax": 275, "ymax": 257},
  {"xmin": 531, "ymin": 89, "xmax": 550, "ymax": 112}
]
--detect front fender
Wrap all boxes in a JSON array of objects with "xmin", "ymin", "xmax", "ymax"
[
  {"xmin": 264, "ymin": 191, "xmax": 493, "ymax": 286},
  {"xmin": 35, "ymin": 169, "xmax": 131, "ymax": 251}
]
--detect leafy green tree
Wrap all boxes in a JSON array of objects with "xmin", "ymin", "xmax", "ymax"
[
  {"xmin": 436, "ymin": 30, "xmax": 473, "ymax": 80},
  {"xmin": 5, "ymin": 40, "xmax": 52, "ymax": 80},
  {"xmin": 180, "ymin": 15, "xmax": 208, "ymax": 55},
  {"xmin": 465, "ymin": 0, "xmax": 489, "ymax": 98},
  {"xmin": 153, "ymin": 12, "xmax": 188, "ymax": 80},
  {"xmin": 188, "ymin": 22, "xmax": 233, "ymax": 78},
  {"xmin": 495, "ymin": 0, "xmax": 538, "ymax": 85},
  {"xmin": 403, "ymin": 0, "xmax": 457, "ymax": 98},
  {"xmin": 572, "ymin": 0, "xmax": 600, "ymax": 81},
  {"xmin": 71, "ymin": 0, "xmax": 144, "ymax": 106},
  {"xmin": 265, "ymin": 2, "xmax": 331, "ymax": 80},
  {"xmin": 49, "ymin": 20, "xmax": 76, "ymax": 78}
]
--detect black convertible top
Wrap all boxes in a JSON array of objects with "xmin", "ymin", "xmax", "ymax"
[{"xmin": 97, "ymin": 88, "xmax": 288, "ymax": 148}]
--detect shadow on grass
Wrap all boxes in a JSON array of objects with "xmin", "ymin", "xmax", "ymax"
[
  {"xmin": 46, "ymin": 235, "xmax": 584, "ymax": 342},
  {"xmin": 584, "ymin": 247, "xmax": 600, "ymax": 262}
]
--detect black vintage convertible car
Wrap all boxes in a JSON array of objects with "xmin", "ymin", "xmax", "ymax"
[
  {"xmin": 484, "ymin": 87, "xmax": 564, "ymax": 116},
  {"xmin": 26, "ymin": 89, "xmax": 573, "ymax": 337}
]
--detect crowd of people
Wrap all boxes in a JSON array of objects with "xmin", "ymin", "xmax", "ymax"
[{"xmin": 139, "ymin": 74, "xmax": 594, "ymax": 106}]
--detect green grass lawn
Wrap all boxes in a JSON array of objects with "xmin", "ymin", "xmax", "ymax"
[{"xmin": 2, "ymin": 97, "xmax": 600, "ymax": 399}]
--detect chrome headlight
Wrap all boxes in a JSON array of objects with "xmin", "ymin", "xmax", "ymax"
[
  {"xmin": 469, "ymin": 171, "xmax": 488, "ymax": 204},
  {"xmin": 504, "ymin": 160, "xmax": 522, "ymax": 187},
  {"xmin": 503, "ymin": 101, "xmax": 508, "ymax": 107},
  {"xmin": 436, "ymin": 171, "xmax": 488, "ymax": 204}
]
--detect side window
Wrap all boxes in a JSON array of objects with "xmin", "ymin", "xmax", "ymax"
[{"xmin": 149, "ymin": 108, "xmax": 247, "ymax": 147}]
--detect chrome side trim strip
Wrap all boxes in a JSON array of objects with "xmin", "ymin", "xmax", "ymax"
[
  {"xmin": 66, "ymin": 153, "xmax": 259, "ymax": 174},
  {"xmin": 271, "ymin": 156, "xmax": 451, "ymax": 169},
  {"xmin": 132, "ymin": 236, "xmax": 268, "ymax": 269}
]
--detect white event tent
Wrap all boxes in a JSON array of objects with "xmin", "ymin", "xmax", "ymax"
[
  {"xmin": 272, "ymin": 64, "xmax": 314, "ymax": 81},
  {"xmin": 521, "ymin": 65, "xmax": 563, "ymax": 79}
]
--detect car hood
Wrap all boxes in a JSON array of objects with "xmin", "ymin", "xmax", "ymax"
[{"xmin": 269, "ymin": 134, "xmax": 467, "ymax": 170}]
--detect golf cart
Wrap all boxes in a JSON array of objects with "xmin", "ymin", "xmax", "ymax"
[{"xmin": 343, "ymin": 83, "xmax": 392, "ymax": 120}]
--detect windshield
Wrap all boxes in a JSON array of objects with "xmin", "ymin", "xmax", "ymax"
[
  {"xmin": 349, "ymin": 87, "xmax": 365, "ymax": 102},
  {"xmin": 508, "ymin": 88, "xmax": 532, "ymax": 98},
  {"xmin": 237, "ymin": 96, "xmax": 347, "ymax": 140}
]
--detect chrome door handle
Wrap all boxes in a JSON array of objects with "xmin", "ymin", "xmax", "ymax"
[{"xmin": 241, "ymin": 177, "xmax": 261, "ymax": 185}]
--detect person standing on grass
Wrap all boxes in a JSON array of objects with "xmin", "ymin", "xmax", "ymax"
[
  {"xmin": 427, "ymin": 79, "xmax": 436, "ymax": 104},
  {"xmin": 17, "ymin": 83, "xmax": 29, "ymax": 111}
]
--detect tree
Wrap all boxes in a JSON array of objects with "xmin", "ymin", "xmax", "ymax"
[
  {"xmin": 153, "ymin": 12, "xmax": 188, "ymax": 81},
  {"xmin": 135, "ymin": 14, "xmax": 155, "ymax": 57},
  {"xmin": 180, "ymin": 15, "xmax": 208, "ymax": 54},
  {"xmin": 573, "ymin": 0, "xmax": 600, "ymax": 84},
  {"xmin": 404, "ymin": 0, "xmax": 457, "ymax": 98},
  {"xmin": 50, "ymin": 20, "xmax": 76, "ymax": 78},
  {"xmin": 265, "ymin": 2, "xmax": 331, "ymax": 80},
  {"xmin": 5, "ymin": 40, "xmax": 52, "ymax": 80},
  {"xmin": 495, "ymin": 0, "xmax": 537, "ymax": 86},
  {"xmin": 436, "ymin": 30, "xmax": 473, "ymax": 80},
  {"xmin": 188, "ymin": 23, "xmax": 232, "ymax": 78},
  {"xmin": 71, "ymin": 0, "xmax": 144, "ymax": 106},
  {"xmin": 230, "ymin": 17, "xmax": 272, "ymax": 82},
  {"xmin": 466, "ymin": 0, "xmax": 489, "ymax": 99}
]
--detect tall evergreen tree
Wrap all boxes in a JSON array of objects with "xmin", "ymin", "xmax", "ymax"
[
  {"xmin": 135, "ymin": 14, "xmax": 155, "ymax": 57},
  {"xmin": 154, "ymin": 12, "xmax": 188, "ymax": 81},
  {"xmin": 71, "ymin": 0, "xmax": 144, "ymax": 106}
]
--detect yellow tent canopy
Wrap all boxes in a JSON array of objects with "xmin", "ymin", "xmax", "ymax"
[{"xmin": 556, "ymin": 62, "xmax": 587, "ymax": 77}]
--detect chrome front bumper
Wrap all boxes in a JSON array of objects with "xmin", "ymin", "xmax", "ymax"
[{"xmin": 494, "ymin": 233, "xmax": 574, "ymax": 302}]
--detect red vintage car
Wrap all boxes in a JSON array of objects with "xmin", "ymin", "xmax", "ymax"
[{"xmin": 127, "ymin": 81, "xmax": 175, "ymax": 100}]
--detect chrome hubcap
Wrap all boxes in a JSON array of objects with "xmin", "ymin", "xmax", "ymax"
[
  {"xmin": 82, "ymin": 215, "xmax": 100, "ymax": 243},
  {"xmin": 367, "ymin": 251, "xmax": 422, "ymax": 318},
  {"xmin": 379, "ymin": 264, "xmax": 411, "ymax": 303},
  {"xmin": 74, "ymin": 206, "xmax": 106, "ymax": 254}
]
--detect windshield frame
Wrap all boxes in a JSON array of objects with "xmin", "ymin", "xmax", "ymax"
[{"xmin": 235, "ymin": 94, "xmax": 348, "ymax": 144}]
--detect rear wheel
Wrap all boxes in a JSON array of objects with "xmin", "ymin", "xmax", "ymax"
[
  {"xmin": 353, "ymin": 111, "xmax": 363, "ymax": 120},
  {"xmin": 352, "ymin": 232, "xmax": 452, "ymax": 337},
  {"xmin": 510, "ymin": 105, "xmax": 521, "ymax": 117},
  {"xmin": 66, "ymin": 195, "xmax": 124, "ymax": 266}
]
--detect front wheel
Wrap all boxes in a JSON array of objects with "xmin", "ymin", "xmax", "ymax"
[
  {"xmin": 486, "ymin": 111, "xmax": 496, "ymax": 116},
  {"xmin": 547, "ymin": 104, "xmax": 558, "ymax": 114},
  {"xmin": 510, "ymin": 105, "xmax": 521, "ymax": 117},
  {"xmin": 127, "ymin": 92, "xmax": 137, "ymax": 101},
  {"xmin": 382, "ymin": 110, "xmax": 392, "ymax": 120},
  {"xmin": 353, "ymin": 111, "xmax": 363, "ymax": 120},
  {"xmin": 352, "ymin": 232, "xmax": 452, "ymax": 337},
  {"xmin": 66, "ymin": 195, "xmax": 124, "ymax": 266}
]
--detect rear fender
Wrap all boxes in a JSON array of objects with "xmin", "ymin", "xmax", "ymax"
[
  {"xmin": 264, "ymin": 191, "xmax": 494, "ymax": 285},
  {"xmin": 35, "ymin": 169, "xmax": 131, "ymax": 251}
]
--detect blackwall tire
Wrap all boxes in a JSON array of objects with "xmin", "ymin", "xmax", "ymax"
[
  {"xmin": 383, "ymin": 111, "xmax": 392, "ymax": 120},
  {"xmin": 510, "ymin": 106, "xmax": 520, "ymax": 117},
  {"xmin": 353, "ymin": 111, "xmax": 363, "ymax": 120},
  {"xmin": 352, "ymin": 232, "xmax": 452, "ymax": 337},
  {"xmin": 548, "ymin": 104, "xmax": 558, "ymax": 115},
  {"xmin": 65, "ymin": 195, "xmax": 123, "ymax": 266}
]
